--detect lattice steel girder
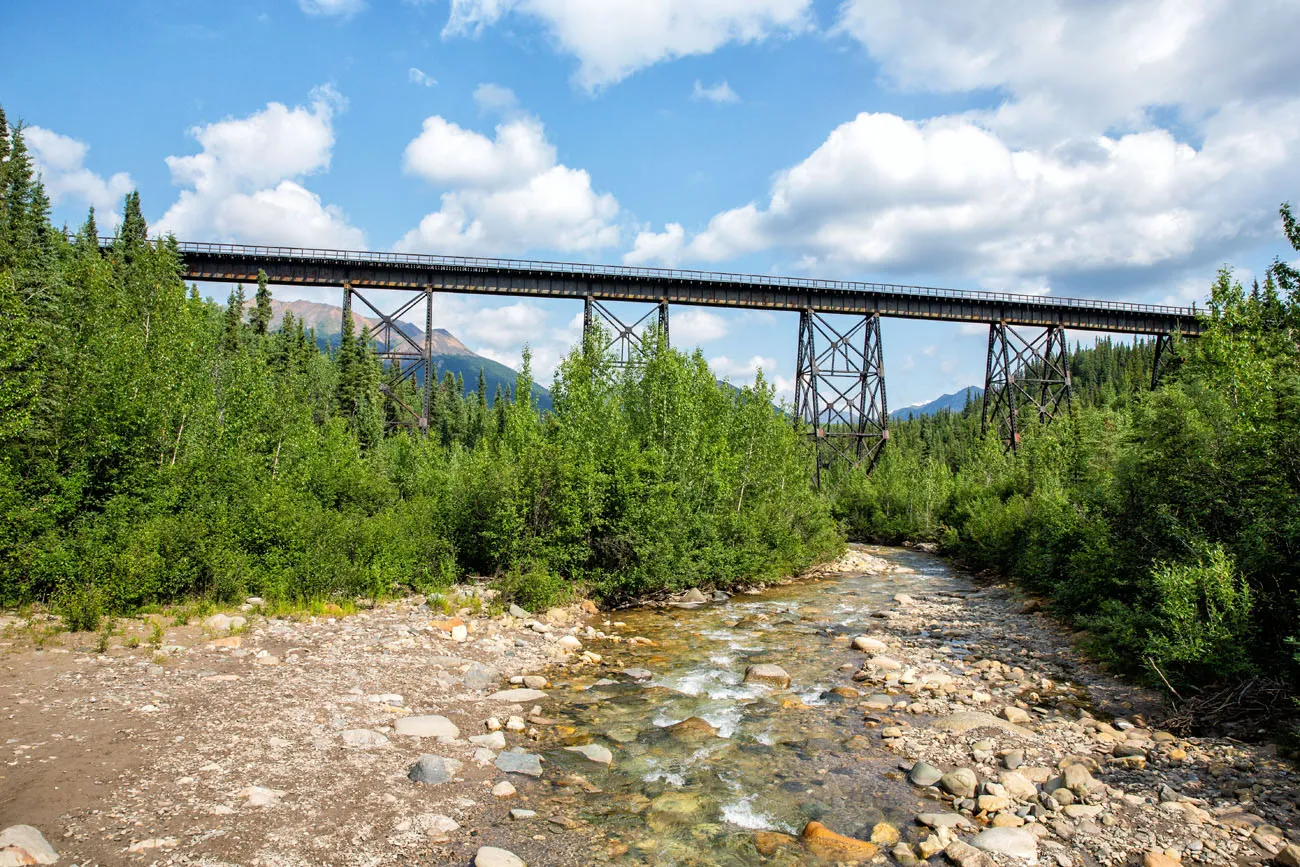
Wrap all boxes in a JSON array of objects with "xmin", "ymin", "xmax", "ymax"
[
  {"xmin": 344, "ymin": 284, "xmax": 433, "ymax": 431},
  {"xmin": 172, "ymin": 242, "xmax": 1202, "ymax": 336},
  {"xmin": 981, "ymin": 322, "xmax": 1072, "ymax": 452},
  {"xmin": 582, "ymin": 297, "xmax": 669, "ymax": 369},
  {"xmin": 794, "ymin": 310, "xmax": 889, "ymax": 484}
]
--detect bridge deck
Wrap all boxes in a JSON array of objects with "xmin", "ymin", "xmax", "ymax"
[{"xmin": 169, "ymin": 241, "xmax": 1200, "ymax": 336}]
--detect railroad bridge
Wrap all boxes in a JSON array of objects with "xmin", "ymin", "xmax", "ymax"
[{"xmin": 171, "ymin": 241, "xmax": 1201, "ymax": 472}]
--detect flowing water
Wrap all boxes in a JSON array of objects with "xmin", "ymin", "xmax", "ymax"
[{"xmin": 526, "ymin": 545, "xmax": 971, "ymax": 864}]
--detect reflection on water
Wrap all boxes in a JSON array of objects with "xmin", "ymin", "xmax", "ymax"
[{"xmin": 531, "ymin": 546, "xmax": 969, "ymax": 864}]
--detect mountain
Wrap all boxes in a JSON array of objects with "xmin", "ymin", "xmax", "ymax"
[
  {"xmin": 266, "ymin": 299, "xmax": 551, "ymax": 409},
  {"xmin": 891, "ymin": 386, "xmax": 982, "ymax": 421}
]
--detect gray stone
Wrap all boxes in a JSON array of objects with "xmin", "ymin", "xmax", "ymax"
[
  {"xmin": 678, "ymin": 588, "xmax": 708, "ymax": 604},
  {"xmin": 931, "ymin": 711, "xmax": 1032, "ymax": 737},
  {"xmin": 340, "ymin": 728, "xmax": 390, "ymax": 748},
  {"xmin": 475, "ymin": 846, "xmax": 527, "ymax": 867},
  {"xmin": 622, "ymin": 668, "xmax": 653, "ymax": 681},
  {"xmin": 462, "ymin": 663, "xmax": 502, "ymax": 691},
  {"xmin": 916, "ymin": 813, "xmax": 974, "ymax": 830},
  {"xmin": 744, "ymin": 663, "xmax": 791, "ymax": 688},
  {"xmin": 1003, "ymin": 749, "xmax": 1025, "ymax": 770},
  {"xmin": 1062, "ymin": 764, "xmax": 1095, "ymax": 796},
  {"xmin": 565, "ymin": 743, "xmax": 613, "ymax": 765},
  {"xmin": 970, "ymin": 827, "xmax": 1038, "ymax": 860},
  {"xmin": 909, "ymin": 761, "xmax": 944, "ymax": 787},
  {"xmin": 522, "ymin": 675, "xmax": 548, "ymax": 690},
  {"xmin": 1002, "ymin": 706, "xmax": 1032, "ymax": 724},
  {"xmin": 487, "ymin": 688, "xmax": 549, "ymax": 703},
  {"xmin": 999, "ymin": 771, "xmax": 1038, "ymax": 800},
  {"xmin": 395, "ymin": 715, "xmax": 460, "ymax": 740},
  {"xmin": 940, "ymin": 767, "xmax": 979, "ymax": 799},
  {"xmin": 407, "ymin": 755, "xmax": 463, "ymax": 785},
  {"xmin": 495, "ymin": 748, "xmax": 543, "ymax": 777},
  {"xmin": 509, "ymin": 809, "xmax": 537, "ymax": 820},
  {"xmin": 946, "ymin": 840, "xmax": 996, "ymax": 867},
  {"xmin": 865, "ymin": 693, "xmax": 894, "ymax": 709},
  {"xmin": 0, "ymin": 825, "xmax": 59, "ymax": 865},
  {"xmin": 1062, "ymin": 805, "xmax": 1104, "ymax": 820},
  {"xmin": 852, "ymin": 635, "xmax": 888, "ymax": 652},
  {"xmin": 469, "ymin": 731, "xmax": 506, "ymax": 750},
  {"xmin": 508, "ymin": 604, "xmax": 530, "ymax": 618}
]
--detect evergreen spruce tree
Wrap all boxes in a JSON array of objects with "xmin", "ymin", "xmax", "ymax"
[
  {"xmin": 223, "ymin": 284, "xmax": 246, "ymax": 352},
  {"xmin": 76, "ymin": 207, "xmax": 100, "ymax": 255},
  {"xmin": 336, "ymin": 308, "xmax": 358, "ymax": 414},
  {"xmin": 251, "ymin": 269, "xmax": 273, "ymax": 336}
]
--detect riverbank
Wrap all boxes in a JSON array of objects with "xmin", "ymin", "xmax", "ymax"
[{"xmin": 1, "ymin": 546, "xmax": 1296, "ymax": 866}]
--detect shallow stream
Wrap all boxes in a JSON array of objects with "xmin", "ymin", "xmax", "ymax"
[{"xmin": 526, "ymin": 545, "xmax": 970, "ymax": 864}]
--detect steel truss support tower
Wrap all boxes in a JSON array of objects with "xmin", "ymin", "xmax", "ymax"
[
  {"xmin": 343, "ymin": 283, "xmax": 435, "ymax": 432},
  {"xmin": 794, "ymin": 310, "xmax": 889, "ymax": 485},
  {"xmin": 1151, "ymin": 332, "xmax": 1173, "ymax": 390},
  {"xmin": 981, "ymin": 322, "xmax": 1071, "ymax": 452},
  {"xmin": 582, "ymin": 297, "xmax": 670, "ymax": 371}
]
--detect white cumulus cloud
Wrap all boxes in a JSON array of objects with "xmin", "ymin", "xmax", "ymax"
[
  {"xmin": 671, "ymin": 308, "xmax": 730, "ymax": 344},
  {"xmin": 409, "ymin": 67, "xmax": 437, "ymax": 87},
  {"xmin": 25, "ymin": 126, "xmax": 134, "ymax": 229},
  {"xmin": 396, "ymin": 106, "xmax": 619, "ymax": 256},
  {"xmin": 692, "ymin": 80, "xmax": 739, "ymax": 104},
  {"xmin": 443, "ymin": 0, "xmax": 812, "ymax": 89},
  {"xmin": 299, "ymin": 0, "xmax": 365, "ymax": 17},
  {"xmin": 156, "ymin": 86, "xmax": 365, "ymax": 248}
]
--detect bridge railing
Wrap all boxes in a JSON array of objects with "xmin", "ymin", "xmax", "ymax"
[{"xmin": 100, "ymin": 237, "xmax": 1200, "ymax": 320}]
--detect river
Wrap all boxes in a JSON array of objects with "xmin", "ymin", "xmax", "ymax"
[{"xmin": 520, "ymin": 545, "xmax": 972, "ymax": 864}]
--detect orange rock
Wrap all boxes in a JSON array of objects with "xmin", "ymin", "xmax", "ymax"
[
  {"xmin": 578, "ymin": 600, "xmax": 599, "ymax": 615},
  {"xmin": 429, "ymin": 618, "xmax": 466, "ymax": 633},
  {"xmin": 754, "ymin": 830, "xmax": 798, "ymax": 856},
  {"xmin": 1143, "ymin": 852, "xmax": 1181, "ymax": 867},
  {"xmin": 207, "ymin": 635, "xmax": 242, "ymax": 649},
  {"xmin": 665, "ymin": 717, "xmax": 718, "ymax": 740},
  {"xmin": 801, "ymin": 821, "xmax": 880, "ymax": 862}
]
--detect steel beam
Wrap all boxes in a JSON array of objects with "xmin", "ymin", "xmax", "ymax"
[
  {"xmin": 163, "ymin": 240, "xmax": 1203, "ymax": 337},
  {"xmin": 794, "ymin": 310, "xmax": 889, "ymax": 485},
  {"xmin": 343, "ymin": 284, "xmax": 434, "ymax": 431},
  {"xmin": 1151, "ymin": 332, "xmax": 1173, "ymax": 390},
  {"xmin": 982, "ymin": 322, "xmax": 1071, "ymax": 452},
  {"xmin": 582, "ymin": 297, "xmax": 669, "ymax": 371}
]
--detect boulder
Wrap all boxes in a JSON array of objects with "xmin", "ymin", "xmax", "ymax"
[
  {"xmin": 0, "ymin": 825, "xmax": 59, "ymax": 866},
  {"xmin": 665, "ymin": 717, "xmax": 718, "ymax": 740},
  {"xmin": 801, "ymin": 821, "xmax": 879, "ymax": 861},
  {"xmin": 939, "ymin": 768, "xmax": 979, "ymax": 799},
  {"xmin": 970, "ymin": 827, "xmax": 1038, "ymax": 860},
  {"xmin": 495, "ymin": 749, "xmax": 543, "ymax": 777},
  {"xmin": 474, "ymin": 846, "xmax": 526, "ymax": 867},
  {"xmin": 1002, "ymin": 706, "xmax": 1032, "ymax": 725},
  {"xmin": 744, "ymin": 664, "xmax": 791, "ymax": 688},
  {"xmin": 852, "ymin": 635, "xmax": 888, "ymax": 652},
  {"xmin": 462, "ymin": 663, "xmax": 501, "ymax": 691},
  {"xmin": 492, "ymin": 781, "xmax": 517, "ymax": 798},
  {"xmin": 508, "ymin": 604, "xmax": 530, "ymax": 618},
  {"xmin": 1276, "ymin": 844, "xmax": 1300, "ymax": 867},
  {"xmin": 931, "ymin": 711, "xmax": 1031, "ymax": 737},
  {"xmin": 487, "ymin": 688, "xmax": 549, "ymax": 703},
  {"xmin": 340, "ymin": 729, "xmax": 389, "ymax": 748},
  {"xmin": 754, "ymin": 831, "xmax": 798, "ymax": 856},
  {"xmin": 204, "ymin": 613, "xmax": 246, "ymax": 633},
  {"xmin": 407, "ymin": 755, "xmax": 462, "ymax": 785},
  {"xmin": 908, "ymin": 761, "xmax": 944, "ymax": 787},
  {"xmin": 945, "ymin": 840, "xmax": 996, "ymax": 867},
  {"xmin": 565, "ymin": 743, "xmax": 613, "ymax": 765},
  {"xmin": 395, "ymin": 715, "xmax": 460, "ymax": 740},
  {"xmin": 469, "ymin": 732, "xmax": 506, "ymax": 750}
]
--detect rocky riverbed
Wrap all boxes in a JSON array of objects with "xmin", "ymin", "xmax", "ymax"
[{"xmin": 1, "ymin": 545, "xmax": 1297, "ymax": 867}]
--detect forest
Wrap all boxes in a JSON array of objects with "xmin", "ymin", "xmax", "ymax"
[
  {"xmin": 2, "ymin": 105, "xmax": 1298, "ymax": 728},
  {"xmin": 832, "ymin": 214, "xmax": 1300, "ymax": 724},
  {"xmin": 0, "ymin": 112, "xmax": 840, "ymax": 626}
]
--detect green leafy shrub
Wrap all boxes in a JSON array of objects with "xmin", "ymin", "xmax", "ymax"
[
  {"xmin": 494, "ymin": 561, "xmax": 571, "ymax": 613},
  {"xmin": 1144, "ymin": 545, "xmax": 1255, "ymax": 682},
  {"xmin": 55, "ymin": 583, "xmax": 105, "ymax": 633}
]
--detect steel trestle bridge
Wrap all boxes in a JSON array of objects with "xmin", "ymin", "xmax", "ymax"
[{"xmin": 169, "ymin": 239, "xmax": 1202, "ymax": 470}]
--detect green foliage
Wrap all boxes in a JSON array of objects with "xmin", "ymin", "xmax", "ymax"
[
  {"xmin": 1145, "ymin": 545, "xmax": 1255, "ymax": 681},
  {"xmin": 55, "ymin": 583, "xmax": 105, "ymax": 633},
  {"xmin": 495, "ymin": 561, "xmax": 570, "ymax": 612},
  {"xmin": 0, "ymin": 108, "xmax": 839, "ymax": 625},
  {"xmin": 835, "ymin": 204, "xmax": 1300, "ymax": 705}
]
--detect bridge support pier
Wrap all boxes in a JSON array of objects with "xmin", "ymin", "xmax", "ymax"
[
  {"xmin": 1151, "ymin": 332, "xmax": 1173, "ymax": 390},
  {"xmin": 343, "ymin": 284, "xmax": 435, "ymax": 432},
  {"xmin": 981, "ymin": 322, "xmax": 1071, "ymax": 452},
  {"xmin": 582, "ymin": 296, "xmax": 669, "ymax": 372},
  {"xmin": 794, "ymin": 310, "xmax": 889, "ymax": 486}
]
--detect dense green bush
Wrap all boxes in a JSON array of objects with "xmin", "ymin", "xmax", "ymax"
[
  {"xmin": 834, "ymin": 205, "xmax": 1300, "ymax": 709},
  {"xmin": 0, "ymin": 111, "xmax": 841, "ymax": 618}
]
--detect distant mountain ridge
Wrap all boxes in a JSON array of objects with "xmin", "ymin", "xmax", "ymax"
[
  {"xmin": 891, "ymin": 386, "xmax": 982, "ymax": 421},
  {"xmin": 265, "ymin": 299, "xmax": 551, "ymax": 408}
]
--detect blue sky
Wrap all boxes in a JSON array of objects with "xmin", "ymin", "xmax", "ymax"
[{"xmin": 4, "ymin": 0, "xmax": 1299, "ymax": 406}]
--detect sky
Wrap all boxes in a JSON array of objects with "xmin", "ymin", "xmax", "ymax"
[{"xmin": 4, "ymin": 0, "xmax": 1299, "ymax": 407}]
